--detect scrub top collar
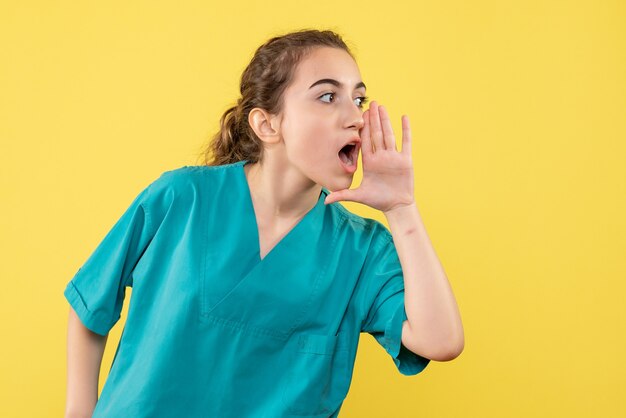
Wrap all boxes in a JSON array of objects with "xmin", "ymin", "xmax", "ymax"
[{"xmin": 237, "ymin": 159, "xmax": 330, "ymax": 263}]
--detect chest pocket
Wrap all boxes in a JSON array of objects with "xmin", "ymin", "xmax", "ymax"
[{"xmin": 281, "ymin": 331, "xmax": 353, "ymax": 416}]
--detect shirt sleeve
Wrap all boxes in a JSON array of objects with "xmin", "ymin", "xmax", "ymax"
[
  {"xmin": 360, "ymin": 230, "xmax": 431, "ymax": 376},
  {"xmin": 63, "ymin": 182, "xmax": 156, "ymax": 336}
]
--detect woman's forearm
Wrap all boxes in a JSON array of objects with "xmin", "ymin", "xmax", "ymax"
[
  {"xmin": 384, "ymin": 202, "xmax": 464, "ymax": 361},
  {"xmin": 65, "ymin": 307, "xmax": 108, "ymax": 418}
]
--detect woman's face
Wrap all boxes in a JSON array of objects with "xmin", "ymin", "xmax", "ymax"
[{"xmin": 277, "ymin": 47, "xmax": 367, "ymax": 192}]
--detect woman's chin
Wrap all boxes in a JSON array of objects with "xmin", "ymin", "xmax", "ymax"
[{"xmin": 326, "ymin": 176, "xmax": 354, "ymax": 193}]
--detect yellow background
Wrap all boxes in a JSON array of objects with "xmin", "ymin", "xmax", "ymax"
[{"xmin": 1, "ymin": 1, "xmax": 625, "ymax": 417}]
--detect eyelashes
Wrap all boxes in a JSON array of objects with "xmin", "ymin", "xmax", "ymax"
[{"xmin": 319, "ymin": 92, "xmax": 369, "ymax": 109}]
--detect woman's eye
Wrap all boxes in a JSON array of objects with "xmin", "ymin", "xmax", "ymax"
[
  {"xmin": 319, "ymin": 92, "xmax": 335, "ymax": 103},
  {"xmin": 319, "ymin": 93, "xmax": 370, "ymax": 109}
]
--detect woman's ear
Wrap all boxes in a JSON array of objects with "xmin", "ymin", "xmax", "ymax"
[{"xmin": 248, "ymin": 108, "xmax": 282, "ymax": 145}]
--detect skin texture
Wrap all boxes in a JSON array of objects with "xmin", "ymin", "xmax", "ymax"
[{"xmin": 65, "ymin": 307, "xmax": 108, "ymax": 418}]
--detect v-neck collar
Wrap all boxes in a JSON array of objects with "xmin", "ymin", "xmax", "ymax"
[{"xmin": 237, "ymin": 160, "xmax": 329, "ymax": 263}]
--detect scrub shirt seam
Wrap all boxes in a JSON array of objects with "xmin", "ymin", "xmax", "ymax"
[
  {"xmin": 330, "ymin": 202, "xmax": 393, "ymax": 239},
  {"xmin": 199, "ymin": 162, "xmax": 237, "ymax": 323},
  {"xmin": 198, "ymin": 160, "xmax": 247, "ymax": 172},
  {"xmin": 122, "ymin": 184, "xmax": 153, "ymax": 289},
  {"xmin": 285, "ymin": 201, "xmax": 342, "ymax": 338},
  {"xmin": 200, "ymin": 169, "xmax": 212, "ymax": 318},
  {"xmin": 140, "ymin": 181, "xmax": 154, "ymax": 240},
  {"xmin": 359, "ymin": 232, "xmax": 396, "ymax": 333},
  {"xmin": 64, "ymin": 280, "xmax": 114, "ymax": 336},
  {"xmin": 331, "ymin": 208, "xmax": 397, "ymax": 334}
]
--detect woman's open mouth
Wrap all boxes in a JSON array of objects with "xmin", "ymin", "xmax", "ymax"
[{"xmin": 338, "ymin": 142, "xmax": 359, "ymax": 173}]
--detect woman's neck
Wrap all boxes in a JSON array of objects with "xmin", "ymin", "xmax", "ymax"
[{"xmin": 243, "ymin": 159, "xmax": 321, "ymax": 220}]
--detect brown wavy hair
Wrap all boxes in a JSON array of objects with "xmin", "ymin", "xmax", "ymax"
[{"xmin": 196, "ymin": 28, "xmax": 356, "ymax": 167}]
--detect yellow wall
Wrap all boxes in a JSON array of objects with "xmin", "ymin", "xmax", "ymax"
[{"xmin": 1, "ymin": 1, "xmax": 624, "ymax": 416}]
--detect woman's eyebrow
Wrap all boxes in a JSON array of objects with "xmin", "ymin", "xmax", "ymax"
[{"xmin": 308, "ymin": 78, "xmax": 367, "ymax": 91}]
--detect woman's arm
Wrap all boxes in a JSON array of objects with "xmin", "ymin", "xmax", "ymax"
[
  {"xmin": 65, "ymin": 307, "xmax": 108, "ymax": 418},
  {"xmin": 385, "ymin": 202, "xmax": 464, "ymax": 361}
]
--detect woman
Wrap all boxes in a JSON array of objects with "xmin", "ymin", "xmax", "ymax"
[{"xmin": 64, "ymin": 29, "xmax": 464, "ymax": 418}]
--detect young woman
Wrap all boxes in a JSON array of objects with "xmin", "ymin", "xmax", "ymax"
[{"xmin": 64, "ymin": 29, "xmax": 464, "ymax": 418}]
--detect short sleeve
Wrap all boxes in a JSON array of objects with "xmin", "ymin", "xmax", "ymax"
[
  {"xmin": 360, "ymin": 231, "xmax": 430, "ymax": 376},
  {"xmin": 63, "ymin": 183, "xmax": 155, "ymax": 336}
]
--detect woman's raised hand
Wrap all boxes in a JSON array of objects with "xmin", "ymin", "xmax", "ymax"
[{"xmin": 324, "ymin": 100, "xmax": 416, "ymax": 214}]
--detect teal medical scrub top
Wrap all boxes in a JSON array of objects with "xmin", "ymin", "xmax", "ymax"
[{"xmin": 64, "ymin": 160, "xmax": 430, "ymax": 417}]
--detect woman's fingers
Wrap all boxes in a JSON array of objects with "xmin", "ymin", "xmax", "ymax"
[
  {"xmin": 378, "ymin": 105, "xmax": 396, "ymax": 151},
  {"xmin": 401, "ymin": 114, "xmax": 412, "ymax": 156},
  {"xmin": 369, "ymin": 101, "xmax": 384, "ymax": 151},
  {"xmin": 360, "ymin": 109, "xmax": 372, "ymax": 156}
]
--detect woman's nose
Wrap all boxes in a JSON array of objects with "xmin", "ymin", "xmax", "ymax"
[{"xmin": 347, "ymin": 103, "xmax": 365, "ymax": 131}]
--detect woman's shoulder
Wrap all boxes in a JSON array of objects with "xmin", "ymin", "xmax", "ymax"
[
  {"xmin": 154, "ymin": 162, "xmax": 240, "ymax": 181},
  {"xmin": 326, "ymin": 201, "xmax": 393, "ymax": 247},
  {"xmin": 149, "ymin": 162, "xmax": 241, "ymax": 193},
  {"xmin": 140, "ymin": 162, "xmax": 240, "ymax": 213}
]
